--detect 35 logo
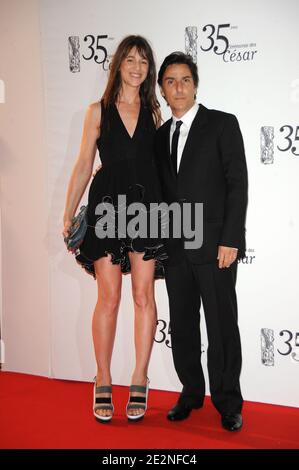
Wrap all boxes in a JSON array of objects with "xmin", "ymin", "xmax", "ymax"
[
  {"xmin": 185, "ymin": 25, "xmax": 257, "ymax": 64},
  {"xmin": 261, "ymin": 125, "xmax": 299, "ymax": 164},
  {"xmin": 68, "ymin": 34, "xmax": 113, "ymax": 73},
  {"xmin": 82, "ymin": 35, "xmax": 108, "ymax": 64},
  {"xmin": 155, "ymin": 319, "xmax": 172, "ymax": 348},
  {"xmin": 277, "ymin": 126, "xmax": 299, "ymax": 155},
  {"xmin": 155, "ymin": 318, "xmax": 205, "ymax": 353},
  {"xmin": 185, "ymin": 24, "xmax": 230, "ymax": 63},
  {"xmin": 200, "ymin": 23, "xmax": 230, "ymax": 55},
  {"xmin": 261, "ymin": 328, "xmax": 299, "ymax": 366}
]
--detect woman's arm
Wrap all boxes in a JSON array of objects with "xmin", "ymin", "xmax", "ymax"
[{"xmin": 62, "ymin": 102, "xmax": 101, "ymax": 238}]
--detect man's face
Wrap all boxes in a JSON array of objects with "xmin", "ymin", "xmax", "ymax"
[{"xmin": 160, "ymin": 63, "xmax": 196, "ymax": 117}]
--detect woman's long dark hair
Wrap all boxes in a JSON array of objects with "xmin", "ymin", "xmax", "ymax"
[{"xmin": 102, "ymin": 35, "xmax": 160, "ymax": 126}]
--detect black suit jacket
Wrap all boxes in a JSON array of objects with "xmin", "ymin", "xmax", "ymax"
[{"xmin": 155, "ymin": 104, "xmax": 248, "ymax": 266}]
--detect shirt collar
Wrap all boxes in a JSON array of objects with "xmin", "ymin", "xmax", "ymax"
[{"xmin": 171, "ymin": 102, "xmax": 199, "ymax": 130}]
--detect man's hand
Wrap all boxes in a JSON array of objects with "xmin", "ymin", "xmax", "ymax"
[{"xmin": 217, "ymin": 246, "xmax": 238, "ymax": 268}]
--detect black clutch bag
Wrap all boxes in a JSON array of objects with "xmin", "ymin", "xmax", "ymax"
[{"xmin": 64, "ymin": 205, "xmax": 88, "ymax": 253}]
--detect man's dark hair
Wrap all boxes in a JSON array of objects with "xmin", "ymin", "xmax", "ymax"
[{"xmin": 157, "ymin": 52, "xmax": 199, "ymax": 87}]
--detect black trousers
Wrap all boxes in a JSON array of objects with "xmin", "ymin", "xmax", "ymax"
[{"xmin": 165, "ymin": 254, "xmax": 243, "ymax": 414}]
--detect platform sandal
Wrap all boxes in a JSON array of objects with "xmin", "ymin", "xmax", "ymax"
[
  {"xmin": 93, "ymin": 378, "xmax": 114, "ymax": 423},
  {"xmin": 126, "ymin": 378, "xmax": 150, "ymax": 421}
]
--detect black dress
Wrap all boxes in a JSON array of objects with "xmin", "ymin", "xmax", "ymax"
[{"xmin": 75, "ymin": 101, "xmax": 167, "ymax": 280}]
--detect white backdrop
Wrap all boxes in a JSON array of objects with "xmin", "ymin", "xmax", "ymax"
[{"xmin": 40, "ymin": 0, "xmax": 299, "ymax": 407}]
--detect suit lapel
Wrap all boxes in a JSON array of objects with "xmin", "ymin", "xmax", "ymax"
[
  {"xmin": 178, "ymin": 104, "xmax": 208, "ymax": 176},
  {"xmin": 160, "ymin": 104, "xmax": 209, "ymax": 182}
]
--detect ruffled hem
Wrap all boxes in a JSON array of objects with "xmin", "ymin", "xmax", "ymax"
[{"xmin": 74, "ymin": 239, "xmax": 168, "ymax": 280}]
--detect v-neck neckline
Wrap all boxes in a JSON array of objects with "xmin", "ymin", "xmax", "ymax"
[{"xmin": 114, "ymin": 102, "xmax": 142, "ymax": 140}]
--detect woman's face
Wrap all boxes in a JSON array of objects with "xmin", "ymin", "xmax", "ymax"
[{"xmin": 119, "ymin": 47, "xmax": 149, "ymax": 89}]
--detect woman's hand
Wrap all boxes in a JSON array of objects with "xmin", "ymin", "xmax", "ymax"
[{"xmin": 62, "ymin": 220, "xmax": 72, "ymax": 239}]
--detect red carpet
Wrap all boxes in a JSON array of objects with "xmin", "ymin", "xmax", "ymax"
[{"xmin": 0, "ymin": 371, "xmax": 298, "ymax": 449}]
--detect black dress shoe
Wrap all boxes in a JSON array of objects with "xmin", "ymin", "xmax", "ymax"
[
  {"xmin": 167, "ymin": 403, "xmax": 193, "ymax": 421},
  {"xmin": 221, "ymin": 413, "xmax": 243, "ymax": 431}
]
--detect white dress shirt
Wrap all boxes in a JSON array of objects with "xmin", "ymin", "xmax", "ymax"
[{"xmin": 169, "ymin": 102, "xmax": 199, "ymax": 173}]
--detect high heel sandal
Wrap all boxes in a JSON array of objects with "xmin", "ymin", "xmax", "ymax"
[
  {"xmin": 126, "ymin": 377, "xmax": 150, "ymax": 421},
  {"xmin": 93, "ymin": 377, "xmax": 114, "ymax": 423}
]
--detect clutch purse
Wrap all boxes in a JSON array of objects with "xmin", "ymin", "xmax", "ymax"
[{"xmin": 64, "ymin": 205, "xmax": 88, "ymax": 253}]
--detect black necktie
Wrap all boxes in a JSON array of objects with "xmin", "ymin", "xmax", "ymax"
[{"xmin": 171, "ymin": 120, "xmax": 183, "ymax": 175}]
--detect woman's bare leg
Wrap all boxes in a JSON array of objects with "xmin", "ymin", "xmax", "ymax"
[
  {"xmin": 92, "ymin": 254, "xmax": 122, "ymax": 418},
  {"xmin": 128, "ymin": 252, "xmax": 157, "ymax": 416}
]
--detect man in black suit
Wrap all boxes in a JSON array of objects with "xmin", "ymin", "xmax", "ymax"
[{"xmin": 155, "ymin": 52, "xmax": 248, "ymax": 431}]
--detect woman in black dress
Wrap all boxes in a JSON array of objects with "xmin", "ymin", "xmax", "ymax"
[{"xmin": 62, "ymin": 36, "xmax": 166, "ymax": 422}]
